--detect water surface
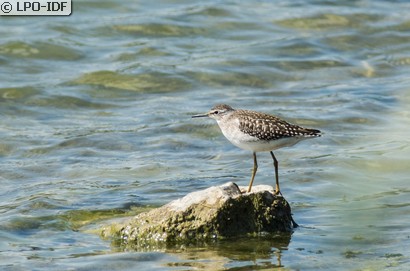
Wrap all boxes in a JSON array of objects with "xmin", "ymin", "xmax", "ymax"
[{"xmin": 1, "ymin": 0, "xmax": 410, "ymax": 270}]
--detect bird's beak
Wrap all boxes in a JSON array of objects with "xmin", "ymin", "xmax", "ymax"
[{"xmin": 192, "ymin": 113, "xmax": 209, "ymax": 118}]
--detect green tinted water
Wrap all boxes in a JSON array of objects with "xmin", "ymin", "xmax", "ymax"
[{"xmin": 1, "ymin": 1, "xmax": 409, "ymax": 270}]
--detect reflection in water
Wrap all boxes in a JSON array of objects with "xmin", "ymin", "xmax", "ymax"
[{"xmin": 164, "ymin": 235, "xmax": 291, "ymax": 270}]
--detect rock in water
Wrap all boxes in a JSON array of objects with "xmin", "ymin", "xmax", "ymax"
[{"xmin": 117, "ymin": 182, "xmax": 295, "ymax": 247}]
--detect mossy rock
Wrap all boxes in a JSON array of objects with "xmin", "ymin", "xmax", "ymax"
[{"xmin": 110, "ymin": 182, "xmax": 295, "ymax": 249}]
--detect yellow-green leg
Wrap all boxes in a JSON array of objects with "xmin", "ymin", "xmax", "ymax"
[
  {"xmin": 247, "ymin": 152, "xmax": 258, "ymax": 193},
  {"xmin": 270, "ymin": 151, "xmax": 281, "ymax": 195}
]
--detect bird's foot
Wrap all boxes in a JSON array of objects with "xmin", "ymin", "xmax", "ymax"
[
  {"xmin": 240, "ymin": 188, "xmax": 249, "ymax": 194},
  {"xmin": 273, "ymin": 190, "xmax": 283, "ymax": 196}
]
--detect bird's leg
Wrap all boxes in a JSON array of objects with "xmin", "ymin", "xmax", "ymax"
[
  {"xmin": 270, "ymin": 151, "xmax": 281, "ymax": 195},
  {"xmin": 247, "ymin": 152, "xmax": 258, "ymax": 193}
]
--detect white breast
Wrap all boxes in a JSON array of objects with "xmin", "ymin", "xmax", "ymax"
[{"xmin": 216, "ymin": 118, "xmax": 309, "ymax": 152}]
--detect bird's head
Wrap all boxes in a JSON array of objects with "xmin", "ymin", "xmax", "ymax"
[{"xmin": 192, "ymin": 104, "xmax": 235, "ymax": 121}]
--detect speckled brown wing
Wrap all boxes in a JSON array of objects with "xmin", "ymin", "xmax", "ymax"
[{"xmin": 236, "ymin": 110, "xmax": 320, "ymax": 141}]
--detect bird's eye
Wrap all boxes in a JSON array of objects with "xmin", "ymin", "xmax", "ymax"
[{"xmin": 213, "ymin": 110, "xmax": 219, "ymax": 114}]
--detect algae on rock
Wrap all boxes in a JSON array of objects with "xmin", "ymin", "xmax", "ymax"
[{"xmin": 109, "ymin": 182, "xmax": 295, "ymax": 248}]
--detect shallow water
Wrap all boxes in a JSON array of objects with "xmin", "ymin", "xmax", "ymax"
[{"xmin": 1, "ymin": 0, "xmax": 410, "ymax": 270}]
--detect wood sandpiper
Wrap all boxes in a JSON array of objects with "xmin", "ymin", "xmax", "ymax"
[{"xmin": 192, "ymin": 104, "xmax": 321, "ymax": 195}]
